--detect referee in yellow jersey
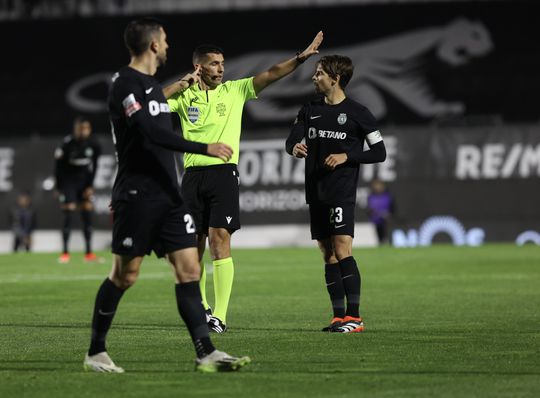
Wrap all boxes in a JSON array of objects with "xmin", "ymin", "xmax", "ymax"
[{"xmin": 164, "ymin": 32, "xmax": 323, "ymax": 332}]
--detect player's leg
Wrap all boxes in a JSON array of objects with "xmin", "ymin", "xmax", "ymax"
[
  {"xmin": 162, "ymin": 206, "xmax": 249, "ymax": 372},
  {"xmin": 84, "ymin": 254, "xmax": 143, "ymax": 373},
  {"xmin": 59, "ymin": 200, "xmax": 76, "ymax": 263},
  {"xmin": 208, "ymin": 227, "xmax": 233, "ymax": 330},
  {"xmin": 80, "ymin": 188, "xmax": 96, "ymax": 261},
  {"xmin": 205, "ymin": 165, "xmax": 240, "ymax": 331},
  {"xmin": 181, "ymin": 170, "xmax": 211, "ymax": 316},
  {"xmin": 332, "ymin": 234, "xmax": 364, "ymax": 333},
  {"xmin": 317, "ymin": 238, "xmax": 346, "ymax": 331},
  {"xmin": 310, "ymin": 203, "xmax": 345, "ymax": 331},
  {"xmin": 197, "ymin": 233, "xmax": 212, "ymax": 317}
]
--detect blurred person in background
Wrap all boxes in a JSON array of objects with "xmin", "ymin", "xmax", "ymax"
[
  {"xmin": 10, "ymin": 191, "xmax": 36, "ymax": 252},
  {"xmin": 367, "ymin": 178, "xmax": 395, "ymax": 245},
  {"xmin": 54, "ymin": 116, "xmax": 101, "ymax": 263},
  {"xmin": 163, "ymin": 32, "xmax": 324, "ymax": 333},
  {"xmin": 286, "ymin": 55, "xmax": 386, "ymax": 333}
]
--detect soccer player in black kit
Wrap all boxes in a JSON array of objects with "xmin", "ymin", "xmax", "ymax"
[
  {"xmin": 286, "ymin": 55, "xmax": 386, "ymax": 333},
  {"xmin": 54, "ymin": 117, "xmax": 101, "ymax": 263},
  {"xmin": 83, "ymin": 18, "xmax": 250, "ymax": 373}
]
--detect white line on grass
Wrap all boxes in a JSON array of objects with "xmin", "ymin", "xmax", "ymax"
[{"xmin": 0, "ymin": 272, "xmax": 173, "ymax": 284}]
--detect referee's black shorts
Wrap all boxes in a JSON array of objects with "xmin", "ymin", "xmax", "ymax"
[
  {"xmin": 111, "ymin": 197, "xmax": 196, "ymax": 258},
  {"xmin": 309, "ymin": 202, "xmax": 356, "ymax": 240},
  {"xmin": 182, "ymin": 164, "xmax": 240, "ymax": 234}
]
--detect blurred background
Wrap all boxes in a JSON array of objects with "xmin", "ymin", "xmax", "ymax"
[{"xmin": 0, "ymin": 0, "xmax": 538, "ymax": 252}]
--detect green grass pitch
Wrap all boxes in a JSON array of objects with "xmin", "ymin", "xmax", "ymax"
[{"xmin": 1, "ymin": 245, "xmax": 539, "ymax": 397}]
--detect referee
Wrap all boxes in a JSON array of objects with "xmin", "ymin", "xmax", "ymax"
[
  {"xmin": 164, "ymin": 32, "xmax": 323, "ymax": 332},
  {"xmin": 286, "ymin": 55, "xmax": 387, "ymax": 333},
  {"xmin": 83, "ymin": 18, "xmax": 249, "ymax": 373}
]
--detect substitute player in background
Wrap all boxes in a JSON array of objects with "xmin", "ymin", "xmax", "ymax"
[
  {"xmin": 286, "ymin": 55, "xmax": 386, "ymax": 333},
  {"xmin": 83, "ymin": 18, "xmax": 250, "ymax": 373},
  {"xmin": 54, "ymin": 117, "xmax": 101, "ymax": 263},
  {"xmin": 164, "ymin": 32, "xmax": 323, "ymax": 332}
]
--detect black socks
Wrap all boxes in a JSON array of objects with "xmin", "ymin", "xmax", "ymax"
[
  {"xmin": 339, "ymin": 256, "xmax": 361, "ymax": 318},
  {"xmin": 324, "ymin": 263, "xmax": 345, "ymax": 318},
  {"xmin": 81, "ymin": 210, "xmax": 93, "ymax": 254},
  {"xmin": 175, "ymin": 282, "xmax": 215, "ymax": 358},
  {"xmin": 89, "ymin": 278, "xmax": 125, "ymax": 356},
  {"xmin": 62, "ymin": 209, "xmax": 73, "ymax": 254}
]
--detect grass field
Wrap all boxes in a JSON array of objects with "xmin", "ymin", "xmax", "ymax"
[{"xmin": 1, "ymin": 245, "xmax": 539, "ymax": 397}]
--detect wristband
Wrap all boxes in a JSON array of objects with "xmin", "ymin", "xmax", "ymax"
[{"xmin": 295, "ymin": 52, "xmax": 306, "ymax": 64}]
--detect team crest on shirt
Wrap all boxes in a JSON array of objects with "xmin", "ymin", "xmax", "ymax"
[
  {"xmin": 187, "ymin": 106, "xmax": 200, "ymax": 123},
  {"xmin": 85, "ymin": 148, "xmax": 93, "ymax": 157},
  {"xmin": 337, "ymin": 113, "xmax": 347, "ymax": 125},
  {"xmin": 216, "ymin": 103, "xmax": 226, "ymax": 117}
]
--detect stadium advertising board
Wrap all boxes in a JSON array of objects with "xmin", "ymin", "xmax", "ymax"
[{"xmin": 0, "ymin": 125, "xmax": 538, "ymax": 246}]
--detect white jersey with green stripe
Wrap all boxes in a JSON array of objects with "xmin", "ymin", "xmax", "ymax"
[{"xmin": 168, "ymin": 77, "xmax": 257, "ymax": 168}]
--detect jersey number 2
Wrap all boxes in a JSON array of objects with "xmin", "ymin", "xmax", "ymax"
[{"xmin": 184, "ymin": 214, "xmax": 196, "ymax": 233}]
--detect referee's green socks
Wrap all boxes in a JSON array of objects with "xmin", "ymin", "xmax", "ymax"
[
  {"xmin": 213, "ymin": 257, "xmax": 234, "ymax": 323},
  {"xmin": 199, "ymin": 262, "xmax": 210, "ymax": 311}
]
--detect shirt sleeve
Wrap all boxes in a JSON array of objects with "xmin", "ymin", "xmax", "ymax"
[
  {"xmin": 234, "ymin": 77, "xmax": 257, "ymax": 102},
  {"xmin": 286, "ymin": 106, "xmax": 306, "ymax": 155},
  {"xmin": 167, "ymin": 95, "xmax": 180, "ymax": 113},
  {"xmin": 113, "ymin": 77, "xmax": 207, "ymax": 155},
  {"xmin": 53, "ymin": 142, "xmax": 67, "ymax": 189},
  {"xmin": 346, "ymin": 107, "xmax": 385, "ymax": 164}
]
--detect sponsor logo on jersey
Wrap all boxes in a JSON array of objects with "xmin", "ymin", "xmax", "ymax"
[
  {"xmin": 148, "ymin": 100, "xmax": 170, "ymax": 116},
  {"xmin": 122, "ymin": 93, "xmax": 142, "ymax": 118},
  {"xmin": 188, "ymin": 106, "xmax": 200, "ymax": 123},
  {"xmin": 226, "ymin": 216, "xmax": 232, "ymax": 224},
  {"xmin": 318, "ymin": 130, "xmax": 347, "ymax": 139},
  {"xmin": 337, "ymin": 113, "xmax": 347, "ymax": 125},
  {"xmin": 145, "ymin": 87, "xmax": 154, "ymax": 94}
]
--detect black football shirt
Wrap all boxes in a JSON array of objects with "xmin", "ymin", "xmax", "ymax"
[{"xmin": 286, "ymin": 97, "xmax": 383, "ymax": 205}]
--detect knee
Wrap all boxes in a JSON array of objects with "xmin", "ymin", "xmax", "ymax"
[
  {"xmin": 334, "ymin": 246, "xmax": 352, "ymax": 262},
  {"xmin": 317, "ymin": 243, "xmax": 336, "ymax": 264},
  {"xmin": 113, "ymin": 272, "xmax": 138, "ymax": 290},
  {"xmin": 209, "ymin": 233, "xmax": 230, "ymax": 259}
]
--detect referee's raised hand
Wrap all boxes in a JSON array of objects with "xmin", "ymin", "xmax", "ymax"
[{"xmin": 207, "ymin": 143, "xmax": 233, "ymax": 162}]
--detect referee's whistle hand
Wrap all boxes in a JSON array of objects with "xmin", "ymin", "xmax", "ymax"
[{"xmin": 207, "ymin": 143, "xmax": 233, "ymax": 162}]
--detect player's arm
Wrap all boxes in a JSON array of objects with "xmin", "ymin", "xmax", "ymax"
[
  {"xmin": 87, "ymin": 141, "xmax": 102, "ymax": 188},
  {"xmin": 163, "ymin": 66, "xmax": 201, "ymax": 99},
  {"xmin": 324, "ymin": 132, "xmax": 386, "ymax": 170},
  {"xmin": 286, "ymin": 107, "xmax": 308, "ymax": 158},
  {"xmin": 253, "ymin": 31, "xmax": 323, "ymax": 95},
  {"xmin": 53, "ymin": 143, "xmax": 66, "ymax": 190},
  {"xmin": 117, "ymin": 80, "xmax": 232, "ymax": 161}
]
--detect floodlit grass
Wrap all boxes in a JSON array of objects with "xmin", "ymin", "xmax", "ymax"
[{"xmin": 0, "ymin": 245, "xmax": 539, "ymax": 397}]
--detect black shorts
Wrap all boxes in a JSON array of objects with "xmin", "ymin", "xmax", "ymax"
[
  {"xmin": 309, "ymin": 202, "xmax": 356, "ymax": 240},
  {"xmin": 59, "ymin": 180, "xmax": 90, "ymax": 204},
  {"xmin": 111, "ymin": 198, "xmax": 197, "ymax": 258},
  {"xmin": 182, "ymin": 164, "xmax": 240, "ymax": 234}
]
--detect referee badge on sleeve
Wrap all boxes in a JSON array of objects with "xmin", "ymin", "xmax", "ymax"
[{"xmin": 187, "ymin": 106, "xmax": 200, "ymax": 123}]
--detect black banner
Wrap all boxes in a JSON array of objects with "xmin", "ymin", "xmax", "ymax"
[
  {"xmin": 2, "ymin": 0, "xmax": 540, "ymax": 134},
  {"xmin": 1, "ymin": 125, "xmax": 538, "ymax": 244}
]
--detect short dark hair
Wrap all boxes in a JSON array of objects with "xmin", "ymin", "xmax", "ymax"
[
  {"xmin": 193, "ymin": 44, "xmax": 224, "ymax": 64},
  {"xmin": 318, "ymin": 55, "xmax": 354, "ymax": 89},
  {"xmin": 124, "ymin": 18, "xmax": 163, "ymax": 56},
  {"xmin": 73, "ymin": 116, "xmax": 90, "ymax": 125}
]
